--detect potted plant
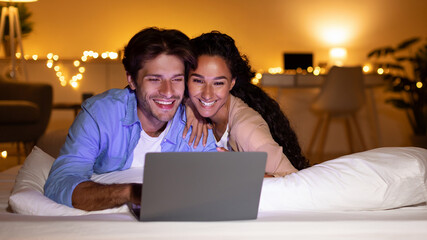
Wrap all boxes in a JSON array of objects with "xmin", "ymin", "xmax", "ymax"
[
  {"xmin": 367, "ymin": 37, "xmax": 427, "ymax": 147},
  {"xmin": 0, "ymin": 3, "xmax": 34, "ymax": 57}
]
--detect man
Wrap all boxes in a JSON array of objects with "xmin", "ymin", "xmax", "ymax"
[{"xmin": 44, "ymin": 27, "xmax": 217, "ymax": 211}]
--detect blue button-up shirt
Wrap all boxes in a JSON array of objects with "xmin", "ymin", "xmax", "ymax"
[{"xmin": 44, "ymin": 88, "xmax": 217, "ymax": 207}]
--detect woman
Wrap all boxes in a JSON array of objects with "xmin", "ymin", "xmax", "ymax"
[{"xmin": 186, "ymin": 31, "xmax": 309, "ymax": 176}]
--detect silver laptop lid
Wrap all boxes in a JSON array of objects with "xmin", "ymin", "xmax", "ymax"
[{"xmin": 139, "ymin": 152, "xmax": 266, "ymax": 221}]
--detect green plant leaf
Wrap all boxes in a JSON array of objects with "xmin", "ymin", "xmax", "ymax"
[
  {"xmin": 386, "ymin": 98, "xmax": 411, "ymax": 108},
  {"xmin": 397, "ymin": 37, "xmax": 420, "ymax": 50},
  {"xmin": 383, "ymin": 47, "xmax": 395, "ymax": 55},
  {"xmin": 367, "ymin": 49, "xmax": 382, "ymax": 58}
]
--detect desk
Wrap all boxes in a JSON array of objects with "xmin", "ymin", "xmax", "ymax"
[
  {"xmin": 261, "ymin": 73, "xmax": 383, "ymax": 88},
  {"xmin": 261, "ymin": 73, "xmax": 384, "ymax": 148},
  {"xmin": 53, "ymin": 103, "xmax": 81, "ymax": 117}
]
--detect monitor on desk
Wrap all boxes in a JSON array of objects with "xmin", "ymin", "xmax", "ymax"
[{"xmin": 283, "ymin": 53, "xmax": 313, "ymax": 71}]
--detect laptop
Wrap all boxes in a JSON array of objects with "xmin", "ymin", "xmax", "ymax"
[{"xmin": 129, "ymin": 152, "xmax": 267, "ymax": 221}]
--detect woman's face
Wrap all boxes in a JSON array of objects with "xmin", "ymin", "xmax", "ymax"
[{"xmin": 188, "ymin": 55, "xmax": 235, "ymax": 120}]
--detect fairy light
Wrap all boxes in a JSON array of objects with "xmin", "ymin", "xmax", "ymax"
[
  {"xmin": 268, "ymin": 67, "xmax": 283, "ymax": 74},
  {"xmin": 39, "ymin": 50, "xmax": 119, "ymax": 88},
  {"xmin": 70, "ymin": 81, "xmax": 78, "ymax": 89},
  {"xmin": 1, "ymin": 151, "xmax": 7, "ymax": 159},
  {"xmin": 416, "ymin": 81, "xmax": 423, "ymax": 88},
  {"xmin": 363, "ymin": 64, "xmax": 371, "ymax": 73},
  {"xmin": 377, "ymin": 68, "xmax": 384, "ymax": 75},
  {"xmin": 313, "ymin": 67, "xmax": 321, "ymax": 76},
  {"xmin": 108, "ymin": 52, "xmax": 118, "ymax": 59},
  {"xmin": 46, "ymin": 60, "xmax": 53, "ymax": 68}
]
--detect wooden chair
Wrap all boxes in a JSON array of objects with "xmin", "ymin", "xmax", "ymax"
[
  {"xmin": 307, "ymin": 66, "xmax": 367, "ymax": 160},
  {"xmin": 0, "ymin": 79, "xmax": 53, "ymax": 162}
]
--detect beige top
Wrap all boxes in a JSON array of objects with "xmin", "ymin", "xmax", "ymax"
[{"xmin": 227, "ymin": 95, "xmax": 298, "ymax": 176}]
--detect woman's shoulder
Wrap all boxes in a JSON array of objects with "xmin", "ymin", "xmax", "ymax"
[{"xmin": 228, "ymin": 95, "xmax": 269, "ymax": 134}]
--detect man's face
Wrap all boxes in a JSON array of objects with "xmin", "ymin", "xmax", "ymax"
[{"xmin": 127, "ymin": 53, "xmax": 185, "ymax": 131}]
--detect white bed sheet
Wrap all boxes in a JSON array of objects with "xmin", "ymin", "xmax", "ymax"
[{"xmin": 2, "ymin": 165, "xmax": 427, "ymax": 240}]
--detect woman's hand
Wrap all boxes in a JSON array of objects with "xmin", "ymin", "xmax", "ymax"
[
  {"xmin": 183, "ymin": 99, "xmax": 212, "ymax": 148},
  {"xmin": 264, "ymin": 174, "xmax": 275, "ymax": 178},
  {"xmin": 216, "ymin": 147, "xmax": 228, "ymax": 152}
]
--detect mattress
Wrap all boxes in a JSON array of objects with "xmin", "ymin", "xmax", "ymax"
[{"xmin": 2, "ymin": 163, "xmax": 427, "ymax": 240}]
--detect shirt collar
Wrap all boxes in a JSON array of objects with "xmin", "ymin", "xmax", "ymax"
[
  {"xmin": 122, "ymin": 89, "xmax": 140, "ymax": 126},
  {"xmin": 163, "ymin": 104, "xmax": 186, "ymax": 145}
]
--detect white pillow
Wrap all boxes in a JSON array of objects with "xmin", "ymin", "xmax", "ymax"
[
  {"xmin": 9, "ymin": 146, "xmax": 427, "ymax": 215},
  {"xmin": 9, "ymin": 146, "xmax": 130, "ymax": 216},
  {"xmin": 259, "ymin": 147, "xmax": 427, "ymax": 211}
]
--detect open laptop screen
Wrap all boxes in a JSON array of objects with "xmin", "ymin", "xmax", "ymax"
[{"xmin": 136, "ymin": 152, "xmax": 267, "ymax": 221}]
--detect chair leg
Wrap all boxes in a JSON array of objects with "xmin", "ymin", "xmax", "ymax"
[
  {"xmin": 23, "ymin": 141, "xmax": 35, "ymax": 156},
  {"xmin": 344, "ymin": 117, "xmax": 354, "ymax": 153},
  {"xmin": 351, "ymin": 114, "xmax": 366, "ymax": 150},
  {"xmin": 15, "ymin": 142, "xmax": 22, "ymax": 164},
  {"xmin": 307, "ymin": 116, "xmax": 324, "ymax": 158},
  {"xmin": 316, "ymin": 114, "xmax": 331, "ymax": 161}
]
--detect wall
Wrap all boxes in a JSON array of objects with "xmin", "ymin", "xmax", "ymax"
[
  {"xmin": 0, "ymin": 59, "xmax": 413, "ymax": 160},
  {"xmin": 23, "ymin": 0, "xmax": 427, "ymax": 70},
  {"xmin": 1, "ymin": 0, "xmax": 422, "ymax": 158}
]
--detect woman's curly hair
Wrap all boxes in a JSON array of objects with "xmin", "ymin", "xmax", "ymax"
[{"xmin": 190, "ymin": 31, "xmax": 309, "ymax": 170}]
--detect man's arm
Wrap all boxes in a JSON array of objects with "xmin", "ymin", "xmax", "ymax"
[{"xmin": 72, "ymin": 181, "xmax": 142, "ymax": 211}]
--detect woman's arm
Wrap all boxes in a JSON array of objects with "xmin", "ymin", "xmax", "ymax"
[{"xmin": 182, "ymin": 99, "xmax": 212, "ymax": 148}]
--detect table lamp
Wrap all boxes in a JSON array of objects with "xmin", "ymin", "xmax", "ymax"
[{"xmin": 0, "ymin": 0, "xmax": 37, "ymax": 80}]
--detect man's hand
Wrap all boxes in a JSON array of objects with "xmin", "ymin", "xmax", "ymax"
[
  {"xmin": 183, "ymin": 99, "xmax": 212, "ymax": 148},
  {"xmin": 72, "ymin": 181, "xmax": 142, "ymax": 211}
]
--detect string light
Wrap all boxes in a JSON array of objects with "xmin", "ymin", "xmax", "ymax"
[
  {"xmin": 39, "ymin": 50, "xmax": 119, "ymax": 88},
  {"xmin": 363, "ymin": 64, "xmax": 372, "ymax": 73},
  {"xmin": 251, "ymin": 72, "xmax": 263, "ymax": 85},
  {"xmin": 1, "ymin": 150, "xmax": 7, "ymax": 159},
  {"xmin": 268, "ymin": 67, "xmax": 283, "ymax": 74}
]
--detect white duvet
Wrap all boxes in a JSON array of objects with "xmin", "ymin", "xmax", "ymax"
[{"xmin": 8, "ymin": 146, "xmax": 427, "ymax": 216}]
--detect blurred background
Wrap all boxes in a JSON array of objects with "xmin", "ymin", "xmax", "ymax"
[{"xmin": 1, "ymin": 0, "xmax": 426, "ymax": 169}]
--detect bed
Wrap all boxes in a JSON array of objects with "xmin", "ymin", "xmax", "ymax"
[{"xmin": 1, "ymin": 146, "xmax": 427, "ymax": 240}]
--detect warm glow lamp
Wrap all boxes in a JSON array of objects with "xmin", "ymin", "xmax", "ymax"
[
  {"xmin": 329, "ymin": 47, "xmax": 347, "ymax": 67},
  {"xmin": 0, "ymin": 0, "xmax": 37, "ymax": 80}
]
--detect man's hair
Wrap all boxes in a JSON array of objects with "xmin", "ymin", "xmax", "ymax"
[{"xmin": 122, "ymin": 27, "xmax": 195, "ymax": 82}]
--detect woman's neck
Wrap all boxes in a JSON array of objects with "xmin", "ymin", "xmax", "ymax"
[{"xmin": 210, "ymin": 97, "xmax": 231, "ymax": 141}]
